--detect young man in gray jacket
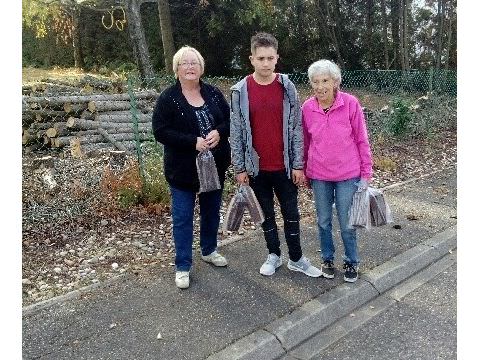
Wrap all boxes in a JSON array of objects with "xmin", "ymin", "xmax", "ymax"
[{"xmin": 230, "ymin": 32, "xmax": 322, "ymax": 278}]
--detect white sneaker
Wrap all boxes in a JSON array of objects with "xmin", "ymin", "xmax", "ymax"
[
  {"xmin": 175, "ymin": 271, "xmax": 190, "ymax": 289},
  {"xmin": 260, "ymin": 253, "xmax": 282, "ymax": 276},
  {"xmin": 201, "ymin": 251, "xmax": 228, "ymax": 267},
  {"xmin": 287, "ymin": 256, "xmax": 322, "ymax": 277}
]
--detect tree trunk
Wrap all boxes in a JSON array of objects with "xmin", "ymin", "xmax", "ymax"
[
  {"xmin": 436, "ymin": 0, "xmax": 445, "ymax": 69},
  {"xmin": 72, "ymin": 6, "xmax": 84, "ymax": 69},
  {"xmin": 23, "ymin": 91, "xmax": 158, "ymax": 107},
  {"xmin": 390, "ymin": 0, "xmax": 401, "ymax": 69},
  {"xmin": 66, "ymin": 117, "xmax": 151, "ymax": 131},
  {"xmin": 24, "ymin": 109, "xmax": 67, "ymax": 120},
  {"xmin": 64, "ymin": 102, "xmax": 88, "ymax": 114},
  {"xmin": 54, "ymin": 132, "xmax": 149, "ymax": 148},
  {"xmin": 403, "ymin": 0, "xmax": 410, "ymax": 70},
  {"xmin": 316, "ymin": 0, "xmax": 345, "ymax": 68},
  {"xmin": 98, "ymin": 128, "xmax": 130, "ymax": 152},
  {"xmin": 380, "ymin": 0, "xmax": 390, "ymax": 69},
  {"xmin": 46, "ymin": 123, "xmax": 69, "ymax": 138},
  {"xmin": 95, "ymin": 113, "xmax": 152, "ymax": 123},
  {"xmin": 398, "ymin": 0, "xmax": 405, "ymax": 71},
  {"xmin": 125, "ymin": 0, "xmax": 155, "ymax": 81},
  {"xmin": 157, "ymin": 0, "xmax": 176, "ymax": 75},
  {"xmin": 444, "ymin": 6, "xmax": 453, "ymax": 69},
  {"xmin": 366, "ymin": 0, "xmax": 374, "ymax": 69},
  {"xmin": 328, "ymin": 0, "xmax": 345, "ymax": 68},
  {"xmin": 89, "ymin": 100, "xmax": 131, "ymax": 113},
  {"xmin": 90, "ymin": 99, "xmax": 152, "ymax": 113}
]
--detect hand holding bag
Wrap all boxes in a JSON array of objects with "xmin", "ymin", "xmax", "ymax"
[
  {"xmin": 348, "ymin": 186, "xmax": 393, "ymax": 230},
  {"xmin": 348, "ymin": 188, "xmax": 372, "ymax": 229},
  {"xmin": 240, "ymin": 185, "xmax": 265, "ymax": 225},
  {"xmin": 223, "ymin": 188, "xmax": 248, "ymax": 231}
]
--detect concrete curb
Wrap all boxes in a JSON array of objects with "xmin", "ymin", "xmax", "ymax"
[
  {"xmin": 286, "ymin": 251, "xmax": 457, "ymax": 359},
  {"xmin": 206, "ymin": 225, "xmax": 457, "ymax": 360}
]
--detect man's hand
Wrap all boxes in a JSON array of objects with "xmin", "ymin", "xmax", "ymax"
[
  {"xmin": 236, "ymin": 172, "xmax": 249, "ymax": 185},
  {"xmin": 292, "ymin": 169, "xmax": 304, "ymax": 186},
  {"xmin": 205, "ymin": 130, "xmax": 220, "ymax": 149}
]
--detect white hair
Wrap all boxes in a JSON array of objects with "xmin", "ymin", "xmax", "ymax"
[{"xmin": 307, "ymin": 59, "xmax": 342, "ymax": 86}]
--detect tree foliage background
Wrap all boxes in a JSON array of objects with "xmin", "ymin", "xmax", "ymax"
[{"xmin": 22, "ymin": 0, "xmax": 457, "ymax": 75}]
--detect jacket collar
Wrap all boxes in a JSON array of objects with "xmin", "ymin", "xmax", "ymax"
[{"xmin": 308, "ymin": 91, "xmax": 345, "ymax": 113}]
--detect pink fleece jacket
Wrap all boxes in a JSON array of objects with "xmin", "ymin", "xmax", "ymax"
[{"xmin": 302, "ymin": 91, "xmax": 373, "ymax": 182}]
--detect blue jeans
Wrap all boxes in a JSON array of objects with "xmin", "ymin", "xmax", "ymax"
[
  {"xmin": 170, "ymin": 186, "xmax": 222, "ymax": 271},
  {"xmin": 311, "ymin": 177, "xmax": 360, "ymax": 266},
  {"xmin": 250, "ymin": 170, "xmax": 303, "ymax": 262}
]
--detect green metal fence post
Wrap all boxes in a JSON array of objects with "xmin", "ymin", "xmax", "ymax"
[{"xmin": 127, "ymin": 75, "xmax": 147, "ymax": 186}]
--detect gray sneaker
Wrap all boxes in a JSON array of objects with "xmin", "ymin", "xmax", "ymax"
[
  {"xmin": 201, "ymin": 251, "xmax": 228, "ymax": 267},
  {"xmin": 175, "ymin": 271, "xmax": 190, "ymax": 289},
  {"xmin": 260, "ymin": 253, "xmax": 282, "ymax": 276},
  {"xmin": 287, "ymin": 256, "xmax": 322, "ymax": 277}
]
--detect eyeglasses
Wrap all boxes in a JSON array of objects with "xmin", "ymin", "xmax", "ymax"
[{"xmin": 179, "ymin": 61, "xmax": 200, "ymax": 68}]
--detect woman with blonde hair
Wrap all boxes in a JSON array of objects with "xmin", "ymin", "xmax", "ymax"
[{"xmin": 152, "ymin": 46, "xmax": 231, "ymax": 289}]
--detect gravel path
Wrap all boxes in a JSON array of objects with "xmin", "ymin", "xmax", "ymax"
[{"xmin": 22, "ymin": 129, "xmax": 456, "ymax": 307}]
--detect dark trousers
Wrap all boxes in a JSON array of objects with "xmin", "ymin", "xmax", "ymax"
[{"xmin": 250, "ymin": 170, "xmax": 302, "ymax": 262}]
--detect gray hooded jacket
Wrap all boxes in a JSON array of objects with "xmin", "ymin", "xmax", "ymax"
[{"xmin": 229, "ymin": 74, "xmax": 303, "ymax": 179}]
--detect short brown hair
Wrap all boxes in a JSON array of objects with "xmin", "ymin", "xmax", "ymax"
[{"xmin": 250, "ymin": 32, "xmax": 278, "ymax": 54}]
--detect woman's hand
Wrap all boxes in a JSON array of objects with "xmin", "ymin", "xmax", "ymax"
[
  {"xmin": 356, "ymin": 178, "xmax": 369, "ymax": 192},
  {"xmin": 303, "ymin": 177, "xmax": 311, "ymax": 189},
  {"xmin": 205, "ymin": 130, "xmax": 220, "ymax": 149},
  {"xmin": 196, "ymin": 137, "xmax": 209, "ymax": 152}
]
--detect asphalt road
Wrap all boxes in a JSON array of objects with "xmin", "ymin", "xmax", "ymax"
[{"xmin": 293, "ymin": 254, "xmax": 457, "ymax": 360}]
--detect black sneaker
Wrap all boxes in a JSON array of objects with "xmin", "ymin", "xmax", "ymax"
[
  {"xmin": 321, "ymin": 260, "xmax": 335, "ymax": 279},
  {"xmin": 343, "ymin": 263, "xmax": 358, "ymax": 283}
]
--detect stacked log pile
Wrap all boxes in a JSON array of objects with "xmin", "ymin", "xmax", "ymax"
[
  {"xmin": 22, "ymin": 90, "xmax": 160, "ymax": 156},
  {"xmin": 22, "ymin": 75, "xmax": 126, "ymax": 97}
]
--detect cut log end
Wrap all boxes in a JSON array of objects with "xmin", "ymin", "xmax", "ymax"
[
  {"xmin": 70, "ymin": 138, "xmax": 84, "ymax": 159},
  {"xmin": 88, "ymin": 101, "xmax": 96, "ymax": 113}
]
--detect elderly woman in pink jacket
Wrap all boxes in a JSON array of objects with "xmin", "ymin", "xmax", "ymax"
[{"xmin": 302, "ymin": 59, "xmax": 373, "ymax": 283}]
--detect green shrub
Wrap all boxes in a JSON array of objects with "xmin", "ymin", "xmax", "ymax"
[
  {"xmin": 387, "ymin": 98, "xmax": 412, "ymax": 136},
  {"xmin": 141, "ymin": 150, "xmax": 171, "ymax": 206},
  {"xmin": 117, "ymin": 188, "xmax": 141, "ymax": 209}
]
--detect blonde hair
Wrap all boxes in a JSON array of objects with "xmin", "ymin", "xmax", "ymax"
[{"xmin": 172, "ymin": 46, "xmax": 205, "ymax": 78}]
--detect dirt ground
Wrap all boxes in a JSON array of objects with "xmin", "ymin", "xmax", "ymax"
[{"xmin": 21, "ymin": 68, "xmax": 457, "ymax": 306}]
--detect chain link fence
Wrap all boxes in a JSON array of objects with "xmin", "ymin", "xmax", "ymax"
[
  {"xmin": 21, "ymin": 69, "xmax": 456, "ymax": 207},
  {"xmin": 124, "ymin": 68, "xmax": 455, "ymax": 200}
]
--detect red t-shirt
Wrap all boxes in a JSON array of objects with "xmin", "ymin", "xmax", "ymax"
[{"xmin": 247, "ymin": 74, "xmax": 285, "ymax": 171}]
